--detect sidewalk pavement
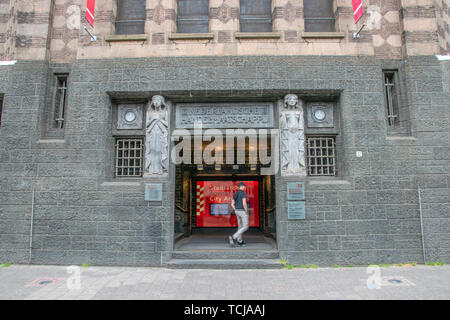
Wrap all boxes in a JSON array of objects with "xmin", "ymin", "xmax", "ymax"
[{"xmin": 0, "ymin": 264, "xmax": 449, "ymax": 300}]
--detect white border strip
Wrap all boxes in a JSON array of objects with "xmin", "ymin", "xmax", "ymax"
[
  {"xmin": 86, "ymin": 7, "xmax": 94, "ymax": 20},
  {"xmin": 0, "ymin": 60, "xmax": 17, "ymax": 66},
  {"xmin": 354, "ymin": 3, "xmax": 363, "ymax": 15},
  {"xmin": 436, "ymin": 55, "xmax": 450, "ymax": 61}
]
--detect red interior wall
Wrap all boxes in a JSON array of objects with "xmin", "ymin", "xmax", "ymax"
[{"xmin": 196, "ymin": 180, "xmax": 260, "ymax": 227}]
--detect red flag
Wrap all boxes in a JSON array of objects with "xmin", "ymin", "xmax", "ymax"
[
  {"xmin": 352, "ymin": 0, "xmax": 363, "ymax": 23},
  {"xmin": 86, "ymin": 0, "xmax": 95, "ymax": 27}
]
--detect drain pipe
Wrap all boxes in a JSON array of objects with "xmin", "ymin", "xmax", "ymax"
[
  {"xmin": 418, "ymin": 188, "xmax": 426, "ymax": 264},
  {"xmin": 28, "ymin": 187, "xmax": 35, "ymax": 264}
]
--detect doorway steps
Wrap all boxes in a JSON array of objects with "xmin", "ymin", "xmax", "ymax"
[
  {"xmin": 167, "ymin": 233, "xmax": 283, "ymax": 269},
  {"xmin": 167, "ymin": 250, "xmax": 283, "ymax": 269},
  {"xmin": 167, "ymin": 259, "xmax": 283, "ymax": 269}
]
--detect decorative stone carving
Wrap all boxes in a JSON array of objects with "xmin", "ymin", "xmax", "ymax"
[
  {"xmin": 306, "ymin": 102, "xmax": 334, "ymax": 128},
  {"xmin": 148, "ymin": 1, "xmax": 176, "ymax": 25},
  {"xmin": 216, "ymin": 3, "xmax": 230, "ymax": 23},
  {"xmin": 280, "ymin": 94, "xmax": 306, "ymax": 176},
  {"xmin": 210, "ymin": 1, "xmax": 239, "ymax": 24},
  {"xmin": 3, "ymin": 0, "xmax": 18, "ymax": 60},
  {"xmin": 144, "ymin": 95, "xmax": 170, "ymax": 176},
  {"xmin": 273, "ymin": 1, "xmax": 302, "ymax": 23},
  {"xmin": 117, "ymin": 104, "xmax": 143, "ymax": 130},
  {"xmin": 283, "ymin": 1, "xmax": 297, "ymax": 23},
  {"xmin": 152, "ymin": 2, "xmax": 166, "ymax": 25}
]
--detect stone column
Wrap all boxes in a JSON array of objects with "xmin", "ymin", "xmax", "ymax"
[
  {"xmin": 143, "ymin": 95, "xmax": 175, "ymax": 265},
  {"xmin": 145, "ymin": 0, "xmax": 177, "ymax": 45},
  {"xmin": 1, "ymin": 0, "xmax": 18, "ymax": 60},
  {"xmin": 49, "ymin": 0, "xmax": 82, "ymax": 62},
  {"xmin": 399, "ymin": 0, "xmax": 440, "ymax": 56},
  {"xmin": 209, "ymin": 0, "xmax": 239, "ymax": 43}
]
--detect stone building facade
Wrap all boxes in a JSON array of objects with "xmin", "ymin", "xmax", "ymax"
[{"xmin": 0, "ymin": 0, "xmax": 449, "ymax": 267}]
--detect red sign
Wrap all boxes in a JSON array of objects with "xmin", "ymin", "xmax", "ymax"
[
  {"xmin": 86, "ymin": 0, "xmax": 95, "ymax": 27},
  {"xmin": 352, "ymin": 0, "xmax": 363, "ymax": 23},
  {"xmin": 196, "ymin": 181, "xmax": 260, "ymax": 228}
]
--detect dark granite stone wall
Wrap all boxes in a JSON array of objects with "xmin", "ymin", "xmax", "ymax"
[{"xmin": 0, "ymin": 55, "xmax": 448, "ymax": 266}]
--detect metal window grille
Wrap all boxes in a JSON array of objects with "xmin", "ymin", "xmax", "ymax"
[
  {"xmin": 0, "ymin": 96, "xmax": 3, "ymax": 128},
  {"xmin": 384, "ymin": 72, "xmax": 399, "ymax": 127},
  {"xmin": 303, "ymin": 0, "xmax": 335, "ymax": 32},
  {"xmin": 53, "ymin": 75, "xmax": 68, "ymax": 129},
  {"xmin": 115, "ymin": 0, "xmax": 146, "ymax": 35},
  {"xmin": 115, "ymin": 138, "xmax": 144, "ymax": 177},
  {"xmin": 307, "ymin": 137, "xmax": 336, "ymax": 176}
]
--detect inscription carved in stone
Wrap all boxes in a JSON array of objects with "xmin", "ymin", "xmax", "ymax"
[{"xmin": 176, "ymin": 103, "xmax": 274, "ymax": 129}]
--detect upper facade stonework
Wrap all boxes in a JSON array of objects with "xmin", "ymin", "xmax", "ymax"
[{"xmin": 0, "ymin": 0, "xmax": 448, "ymax": 62}]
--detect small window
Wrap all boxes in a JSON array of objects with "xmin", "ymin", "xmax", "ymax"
[
  {"xmin": 240, "ymin": 0, "xmax": 272, "ymax": 32},
  {"xmin": 383, "ymin": 71, "xmax": 400, "ymax": 128},
  {"xmin": 115, "ymin": 0, "xmax": 146, "ymax": 35},
  {"xmin": 115, "ymin": 137, "xmax": 144, "ymax": 177},
  {"xmin": 0, "ymin": 95, "xmax": 3, "ymax": 128},
  {"xmin": 307, "ymin": 136, "xmax": 336, "ymax": 176},
  {"xmin": 53, "ymin": 75, "xmax": 68, "ymax": 129},
  {"xmin": 303, "ymin": 0, "xmax": 335, "ymax": 32},
  {"xmin": 177, "ymin": 0, "xmax": 210, "ymax": 33}
]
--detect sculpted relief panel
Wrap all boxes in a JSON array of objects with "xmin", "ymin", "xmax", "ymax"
[
  {"xmin": 280, "ymin": 94, "xmax": 306, "ymax": 176},
  {"xmin": 144, "ymin": 95, "xmax": 170, "ymax": 177}
]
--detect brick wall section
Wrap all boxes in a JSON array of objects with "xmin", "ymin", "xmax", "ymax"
[
  {"xmin": 434, "ymin": 0, "xmax": 450, "ymax": 54},
  {"xmin": 0, "ymin": 0, "xmax": 11, "ymax": 57},
  {"xmin": 14, "ymin": 0, "xmax": 52, "ymax": 61},
  {"xmin": 0, "ymin": 55, "xmax": 449, "ymax": 266},
  {"xmin": 1, "ymin": 0, "xmax": 18, "ymax": 60},
  {"xmin": 400, "ymin": 0, "xmax": 440, "ymax": 56}
]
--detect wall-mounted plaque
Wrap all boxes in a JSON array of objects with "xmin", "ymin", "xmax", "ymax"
[
  {"xmin": 287, "ymin": 182, "xmax": 305, "ymax": 201},
  {"xmin": 175, "ymin": 102, "xmax": 274, "ymax": 128},
  {"xmin": 306, "ymin": 103, "xmax": 334, "ymax": 128},
  {"xmin": 117, "ymin": 104, "xmax": 143, "ymax": 130},
  {"xmin": 288, "ymin": 201, "xmax": 305, "ymax": 220},
  {"xmin": 145, "ymin": 183, "xmax": 163, "ymax": 201}
]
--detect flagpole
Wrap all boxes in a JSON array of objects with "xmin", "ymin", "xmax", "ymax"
[
  {"xmin": 353, "ymin": 22, "xmax": 366, "ymax": 39},
  {"xmin": 84, "ymin": 0, "xmax": 97, "ymax": 42},
  {"xmin": 84, "ymin": 25, "xmax": 97, "ymax": 42},
  {"xmin": 351, "ymin": 0, "xmax": 365, "ymax": 40}
]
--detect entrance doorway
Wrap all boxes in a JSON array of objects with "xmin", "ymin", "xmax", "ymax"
[{"xmin": 174, "ymin": 164, "xmax": 277, "ymax": 250}]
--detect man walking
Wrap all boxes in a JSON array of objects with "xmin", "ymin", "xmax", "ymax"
[{"xmin": 229, "ymin": 182, "xmax": 249, "ymax": 247}]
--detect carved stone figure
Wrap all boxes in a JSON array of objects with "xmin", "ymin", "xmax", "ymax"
[
  {"xmin": 145, "ymin": 95, "xmax": 169, "ymax": 176},
  {"xmin": 280, "ymin": 94, "xmax": 306, "ymax": 176}
]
